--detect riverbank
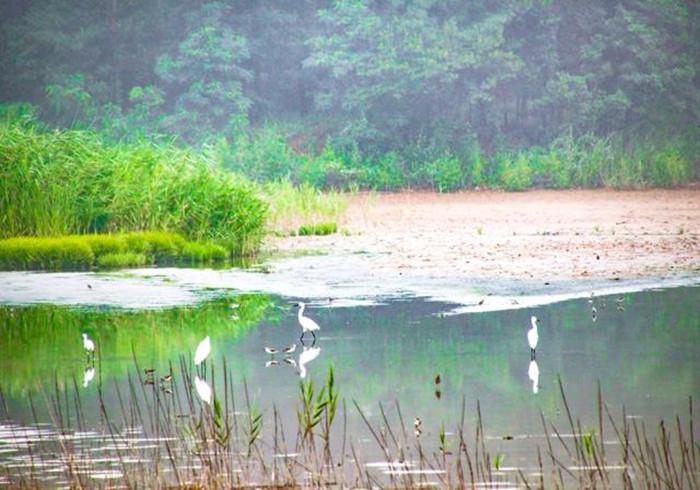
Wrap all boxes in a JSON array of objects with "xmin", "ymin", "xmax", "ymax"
[{"xmin": 268, "ymin": 188, "xmax": 700, "ymax": 281}]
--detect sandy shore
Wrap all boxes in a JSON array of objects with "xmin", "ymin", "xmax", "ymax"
[{"xmin": 267, "ymin": 188, "xmax": 700, "ymax": 280}]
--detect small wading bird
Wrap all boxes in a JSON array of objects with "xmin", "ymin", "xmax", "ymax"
[
  {"xmin": 82, "ymin": 333, "xmax": 95, "ymax": 362},
  {"xmin": 283, "ymin": 343, "xmax": 297, "ymax": 354},
  {"xmin": 296, "ymin": 302, "xmax": 320, "ymax": 343},
  {"xmin": 264, "ymin": 346, "xmax": 279, "ymax": 355},
  {"xmin": 527, "ymin": 316, "xmax": 539, "ymax": 360},
  {"xmin": 194, "ymin": 336, "xmax": 211, "ymax": 366}
]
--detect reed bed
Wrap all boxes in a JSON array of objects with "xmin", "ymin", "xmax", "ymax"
[
  {"xmin": 0, "ymin": 357, "xmax": 696, "ymax": 489},
  {"xmin": 0, "ymin": 122, "xmax": 267, "ymax": 255}
]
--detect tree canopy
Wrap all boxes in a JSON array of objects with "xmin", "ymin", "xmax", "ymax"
[{"xmin": 1, "ymin": 0, "xmax": 698, "ymax": 155}]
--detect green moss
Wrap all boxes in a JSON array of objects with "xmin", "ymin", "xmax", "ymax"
[{"xmin": 298, "ymin": 222, "xmax": 338, "ymax": 236}]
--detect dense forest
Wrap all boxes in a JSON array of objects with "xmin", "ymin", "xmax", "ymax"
[{"xmin": 1, "ymin": 0, "xmax": 699, "ymax": 190}]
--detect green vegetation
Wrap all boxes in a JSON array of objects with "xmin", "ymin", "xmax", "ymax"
[
  {"xmin": 297, "ymin": 222, "xmax": 337, "ymax": 236},
  {"xmin": 0, "ymin": 1, "xmax": 697, "ymax": 191},
  {"xmin": 0, "ymin": 231, "xmax": 231, "ymax": 270},
  {"xmin": 262, "ymin": 180, "xmax": 347, "ymax": 235},
  {"xmin": 0, "ymin": 121, "xmax": 268, "ymax": 254}
]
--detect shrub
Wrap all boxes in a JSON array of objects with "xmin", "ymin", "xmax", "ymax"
[
  {"xmin": 298, "ymin": 222, "xmax": 338, "ymax": 236},
  {"xmin": 428, "ymin": 155, "xmax": 463, "ymax": 192},
  {"xmin": 499, "ymin": 154, "xmax": 533, "ymax": 191}
]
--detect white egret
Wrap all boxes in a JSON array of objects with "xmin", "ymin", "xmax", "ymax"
[
  {"xmin": 527, "ymin": 316, "xmax": 539, "ymax": 359},
  {"xmin": 194, "ymin": 375, "xmax": 212, "ymax": 404},
  {"xmin": 298, "ymin": 345, "xmax": 321, "ymax": 379},
  {"xmin": 194, "ymin": 336, "xmax": 211, "ymax": 366},
  {"xmin": 528, "ymin": 360, "xmax": 540, "ymax": 394},
  {"xmin": 83, "ymin": 366, "xmax": 95, "ymax": 388},
  {"xmin": 283, "ymin": 343, "xmax": 297, "ymax": 354},
  {"xmin": 264, "ymin": 347, "xmax": 279, "ymax": 355},
  {"xmin": 296, "ymin": 302, "xmax": 320, "ymax": 342},
  {"xmin": 82, "ymin": 333, "xmax": 95, "ymax": 361}
]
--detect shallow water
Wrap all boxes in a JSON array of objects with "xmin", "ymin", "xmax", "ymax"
[{"xmin": 0, "ymin": 283, "xmax": 698, "ymax": 486}]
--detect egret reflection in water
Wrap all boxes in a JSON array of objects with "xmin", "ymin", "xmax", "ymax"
[
  {"xmin": 194, "ymin": 375, "xmax": 212, "ymax": 404},
  {"xmin": 528, "ymin": 360, "xmax": 540, "ymax": 394},
  {"xmin": 83, "ymin": 366, "xmax": 95, "ymax": 388},
  {"xmin": 298, "ymin": 345, "xmax": 321, "ymax": 379}
]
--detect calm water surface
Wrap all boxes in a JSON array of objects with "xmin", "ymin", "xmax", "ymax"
[{"xmin": 0, "ymin": 285, "xmax": 698, "ymax": 485}]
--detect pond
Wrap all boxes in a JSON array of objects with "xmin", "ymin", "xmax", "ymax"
[{"xmin": 0, "ymin": 277, "xmax": 698, "ymax": 487}]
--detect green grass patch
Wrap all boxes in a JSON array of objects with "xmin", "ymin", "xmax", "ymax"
[
  {"xmin": 298, "ymin": 222, "xmax": 338, "ymax": 236},
  {"xmin": 0, "ymin": 231, "xmax": 231, "ymax": 271},
  {"xmin": 96, "ymin": 252, "xmax": 148, "ymax": 268}
]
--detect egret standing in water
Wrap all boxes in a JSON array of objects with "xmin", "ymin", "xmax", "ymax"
[
  {"xmin": 82, "ymin": 333, "xmax": 95, "ymax": 363},
  {"xmin": 296, "ymin": 302, "xmax": 320, "ymax": 343},
  {"xmin": 527, "ymin": 316, "xmax": 539, "ymax": 360},
  {"xmin": 194, "ymin": 336, "xmax": 211, "ymax": 366}
]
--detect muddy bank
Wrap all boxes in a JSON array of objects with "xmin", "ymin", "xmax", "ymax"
[{"xmin": 269, "ymin": 189, "xmax": 700, "ymax": 280}]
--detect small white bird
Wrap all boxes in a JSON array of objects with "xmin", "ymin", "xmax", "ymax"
[
  {"xmin": 194, "ymin": 375, "xmax": 212, "ymax": 404},
  {"xmin": 264, "ymin": 346, "xmax": 279, "ymax": 355},
  {"xmin": 528, "ymin": 360, "xmax": 540, "ymax": 394},
  {"xmin": 591, "ymin": 306, "xmax": 598, "ymax": 321},
  {"xmin": 265, "ymin": 360, "xmax": 279, "ymax": 367},
  {"xmin": 298, "ymin": 345, "xmax": 321, "ymax": 379},
  {"xmin": 82, "ymin": 333, "xmax": 95, "ymax": 361},
  {"xmin": 297, "ymin": 302, "xmax": 320, "ymax": 342},
  {"xmin": 527, "ymin": 316, "xmax": 539, "ymax": 359},
  {"xmin": 83, "ymin": 366, "xmax": 95, "ymax": 388},
  {"xmin": 283, "ymin": 357, "xmax": 297, "ymax": 367},
  {"xmin": 283, "ymin": 343, "xmax": 297, "ymax": 354},
  {"xmin": 194, "ymin": 336, "xmax": 211, "ymax": 366}
]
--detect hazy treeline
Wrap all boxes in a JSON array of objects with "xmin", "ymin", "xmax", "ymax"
[{"xmin": 1, "ymin": 0, "xmax": 698, "ymax": 188}]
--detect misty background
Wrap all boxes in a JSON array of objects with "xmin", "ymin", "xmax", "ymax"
[{"xmin": 1, "ymin": 0, "xmax": 699, "ymax": 189}]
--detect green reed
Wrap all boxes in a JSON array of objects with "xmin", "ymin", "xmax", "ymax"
[{"xmin": 0, "ymin": 122, "xmax": 267, "ymax": 255}]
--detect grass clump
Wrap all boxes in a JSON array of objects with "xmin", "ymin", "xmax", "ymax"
[
  {"xmin": 182, "ymin": 242, "xmax": 228, "ymax": 263},
  {"xmin": 298, "ymin": 222, "xmax": 338, "ymax": 236},
  {"xmin": 0, "ymin": 236, "xmax": 94, "ymax": 270},
  {"xmin": 0, "ymin": 231, "xmax": 231, "ymax": 271},
  {"xmin": 96, "ymin": 252, "xmax": 148, "ymax": 268}
]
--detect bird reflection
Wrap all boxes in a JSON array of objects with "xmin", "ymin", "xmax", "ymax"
[
  {"xmin": 528, "ymin": 360, "xmax": 540, "ymax": 394},
  {"xmin": 298, "ymin": 345, "xmax": 321, "ymax": 379},
  {"xmin": 83, "ymin": 366, "xmax": 95, "ymax": 388},
  {"xmin": 194, "ymin": 375, "xmax": 212, "ymax": 404}
]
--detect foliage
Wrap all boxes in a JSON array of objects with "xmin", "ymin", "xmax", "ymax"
[{"xmin": 262, "ymin": 180, "xmax": 347, "ymax": 233}]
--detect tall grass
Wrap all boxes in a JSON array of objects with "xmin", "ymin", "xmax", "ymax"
[
  {"xmin": 262, "ymin": 180, "xmax": 348, "ymax": 234},
  {"xmin": 0, "ymin": 122, "xmax": 267, "ymax": 254},
  {"xmin": 0, "ymin": 358, "xmax": 696, "ymax": 488}
]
